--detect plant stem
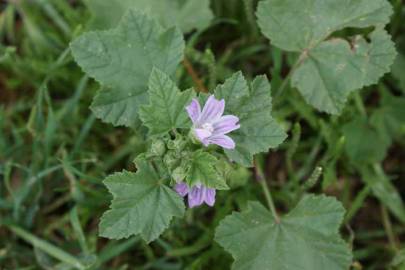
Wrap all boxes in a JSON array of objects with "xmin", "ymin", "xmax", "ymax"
[
  {"xmin": 274, "ymin": 52, "xmax": 306, "ymax": 99},
  {"xmin": 260, "ymin": 180, "xmax": 280, "ymax": 223},
  {"xmin": 167, "ymin": 233, "xmax": 211, "ymax": 257},
  {"xmin": 183, "ymin": 57, "xmax": 208, "ymax": 93},
  {"xmin": 380, "ymin": 205, "xmax": 399, "ymax": 251},
  {"xmin": 254, "ymin": 158, "xmax": 280, "ymax": 223},
  {"xmin": 373, "ymin": 163, "xmax": 400, "ymax": 250},
  {"xmin": 243, "ymin": 0, "xmax": 259, "ymax": 40},
  {"xmin": 345, "ymin": 185, "xmax": 371, "ymax": 223}
]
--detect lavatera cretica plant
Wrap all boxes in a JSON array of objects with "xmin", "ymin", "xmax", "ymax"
[
  {"xmin": 69, "ymin": 0, "xmax": 397, "ymax": 267},
  {"xmin": 71, "ymin": 8, "xmax": 287, "ymax": 243}
]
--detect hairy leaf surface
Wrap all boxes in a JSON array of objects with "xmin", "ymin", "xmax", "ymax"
[
  {"xmin": 185, "ymin": 150, "xmax": 228, "ymax": 190},
  {"xmin": 99, "ymin": 158, "xmax": 185, "ymax": 242},
  {"xmin": 214, "ymin": 72, "xmax": 287, "ymax": 166},
  {"xmin": 257, "ymin": 0, "xmax": 396, "ymax": 114},
  {"xmin": 71, "ymin": 10, "xmax": 184, "ymax": 127},
  {"xmin": 215, "ymin": 195, "xmax": 352, "ymax": 270},
  {"xmin": 86, "ymin": 0, "xmax": 213, "ymax": 32},
  {"xmin": 140, "ymin": 68, "xmax": 194, "ymax": 135}
]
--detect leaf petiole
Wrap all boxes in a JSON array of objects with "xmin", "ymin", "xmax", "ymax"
[
  {"xmin": 274, "ymin": 51, "xmax": 306, "ymax": 99},
  {"xmin": 254, "ymin": 158, "xmax": 280, "ymax": 223}
]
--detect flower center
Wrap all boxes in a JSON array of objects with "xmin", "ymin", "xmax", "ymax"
[{"xmin": 202, "ymin": 122, "xmax": 214, "ymax": 135}]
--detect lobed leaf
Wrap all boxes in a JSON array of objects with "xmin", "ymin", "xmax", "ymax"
[
  {"xmin": 99, "ymin": 158, "xmax": 185, "ymax": 242},
  {"xmin": 257, "ymin": 0, "xmax": 392, "ymax": 51},
  {"xmin": 85, "ymin": 0, "xmax": 213, "ymax": 32},
  {"xmin": 292, "ymin": 29, "xmax": 397, "ymax": 114},
  {"xmin": 71, "ymin": 10, "xmax": 184, "ymax": 127},
  {"xmin": 214, "ymin": 72, "xmax": 287, "ymax": 166},
  {"xmin": 139, "ymin": 68, "xmax": 195, "ymax": 135},
  {"xmin": 185, "ymin": 150, "xmax": 228, "ymax": 190},
  {"xmin": 257, "ymin": 0, "xmax": 396, "ymax": 114},
  {"xmin": 215, "ymin": 195, "xmax": 352, "ymax": 270}
]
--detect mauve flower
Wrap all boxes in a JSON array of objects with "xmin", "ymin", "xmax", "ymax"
[
  {"xmin": 186, "ymin": 95, "xmax": 240, "ymax": 149},
  {"xmin": 174, "ymin": 182, "xmax": 216, "ymax": 208}
]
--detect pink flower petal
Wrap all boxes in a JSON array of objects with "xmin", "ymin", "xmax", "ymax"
[
  {"xmin": 188, "ymin": 186, "xmax": 205, "ymax": 208},
  {"xmin": 186, "ymin": 95, "xmax": 240, "ymax": 150},
  {"xmin": 213, "ymin": 115, "xmax": 240, "ymax": 135},
  {"xmin": 208, "ymin": 134, "xmax": 236, "ymax": 149},
  {"xmin": 186, "ymin": 98, "xmax": 201, "ymax": 124},
  {"xmin": 199, "ymin": 95, "xmax": 225, "ymax": 124},
  {"xmin": 174, "ymin": 182, "xmax": 189, "ymax": 197},
  {"xmin": 194, "ymin": 128, "xmax": 212, "ymax": 144},
  {"xmin": 203, "ymin": 188, "xmax": 216, "ymax": 206}
]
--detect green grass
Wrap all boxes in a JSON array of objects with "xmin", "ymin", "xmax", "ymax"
[{"xmin": 1, "ymin": 0, "xmax": 405, "ymax": 269}]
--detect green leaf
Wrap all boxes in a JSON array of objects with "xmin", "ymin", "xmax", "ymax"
[
  {"xmin": 139, "ymin": 68, "xmax": 195, "ymax": 135},
  {"xmin": 185, "ymin": 150, "xmax": 228, "ymax": 190},
  {"xmin": 292, "ymin": 30, "xmax": 396, "ymax": 114},
  {"xmin": 71, "ymin": 10, "xmax": 184, "ymax": 127},
  {"xmin": 86, "ymin": 0, "xmax": 213, "ymax": 32},
  {"xmin": 215, "ymin": 195, "xmax": 352, "ymax": 270},
  {"xmin": 342, "ymin": 117, "xmax": 389, "ymax": 165},
  {"xmin": 214, "ymin": 72, "xmax": 287, "ymax": 166},
  {"xmin": 257, "ymin": 0, "xmax": 392, "ymax": 51},
  {"xmin": 257, "ymin": 0, "xmax": 396, "ymax": 114},
  {"xmin": 99, "ymin": 158, "xmax": 185, "ymax": 242}
]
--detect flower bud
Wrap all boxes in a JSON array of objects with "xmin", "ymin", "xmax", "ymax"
[
  {"xmin": 167, "ymin": 136, "xmax": 187, "ymax": 151},
  {"xmin": 150, "ymin": 139, "xmax": 166, "ymax": 157},
  {"xmin": 163, "ymin": 150, "xmax": 179, "ymax": 169}
]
